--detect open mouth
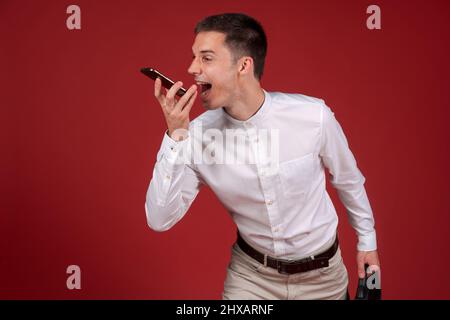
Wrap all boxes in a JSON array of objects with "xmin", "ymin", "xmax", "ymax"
[{"xmin": 197, "ymin": 81, "xmax": 212, "ymax": 96}]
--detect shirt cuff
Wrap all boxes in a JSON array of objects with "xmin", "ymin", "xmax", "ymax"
[
  {"xmin": 157, "ymin": 130, "xmax": 190, "ymax": 165},
  {"xmin": 357, "ymin": 231, "xmax": 377, "ymax": 251}
]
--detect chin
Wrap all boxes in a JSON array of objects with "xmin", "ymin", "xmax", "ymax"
[
  {"xmin": 200, "ymin": 101, "xmax": 211, "ymax": 110},
  {"xmin": 201, "ymin": 99, "xmax": 221, "ymax": 111}
]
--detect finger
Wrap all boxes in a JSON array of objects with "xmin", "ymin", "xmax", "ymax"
[
  {"xmin": 357, "ymin": 255, "xmax": 366, "ymax": 279},
  {"xmin": 166, "ymin": 81, "xmax": 184, "ymax": 109},
  {"xmin": 154, "ymin": 78, "xmax": 168, "ymax": 114},
  {"xmin": 154, "ymin": 78, "xmax": 165, "ymax": 105},
  {"xmin": 367, "ymin": 264, "xmax": 380, "ymax": 275},
  {"xmin": 181, "ymin": 89, "xmax": 198, "ymax": 115},
  {"xmin": 174, "ymin": 84, "xmax": 197, "ymax": 112}
]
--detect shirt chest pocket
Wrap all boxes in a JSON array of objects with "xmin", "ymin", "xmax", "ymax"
[{"xmin": 278, "ymin": 153, "xmax": 314, "ymax": 198}]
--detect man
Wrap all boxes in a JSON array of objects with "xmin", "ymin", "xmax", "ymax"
[{"xmin": 145, "ymin": 13, "xmax": 380, "ymax": 300}]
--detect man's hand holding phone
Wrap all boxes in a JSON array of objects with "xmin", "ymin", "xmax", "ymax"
[{"xmin": 154, "ymin": 78, "xmax": 197, "ymax": 141}]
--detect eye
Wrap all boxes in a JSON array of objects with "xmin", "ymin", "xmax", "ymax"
[{"xmin": 202, "ymin": 56, "xmax": 212, "ymax": 62}]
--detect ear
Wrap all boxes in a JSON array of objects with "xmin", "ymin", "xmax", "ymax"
[{"xmin": 238, "ymin": 56, "xmax": 254, "ymax": 76}]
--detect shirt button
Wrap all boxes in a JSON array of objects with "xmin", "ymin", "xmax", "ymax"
[
  {"xmin": 165, "ymin": 175, "xmax": 171, "ymax": 180},
  {"xmin": 266, "ymin": 199, "xmax": 273, "ymax": 206}
]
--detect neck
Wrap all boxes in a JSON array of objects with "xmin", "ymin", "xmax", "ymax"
[{"xmin": 223, "ymin": 81, "xmax": 265, "ymax": 121}]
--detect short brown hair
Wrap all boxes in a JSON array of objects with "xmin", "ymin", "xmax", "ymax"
[{"xmin": 194, "ymin": 13, "xmax": 268, "ymax": 80}]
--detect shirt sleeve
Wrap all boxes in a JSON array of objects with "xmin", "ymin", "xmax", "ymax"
[
  {"xmin": 145, "ymin": 131, "xmax": 204, "ymax": 231},
  {"xmin": 319, "ymin": 104, "xmax": 377, "ymax": 251}
]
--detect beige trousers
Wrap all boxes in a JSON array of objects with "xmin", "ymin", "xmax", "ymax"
[{"xmin": 222, "ymin": 242, "xmax": 349, "ymax": 300}]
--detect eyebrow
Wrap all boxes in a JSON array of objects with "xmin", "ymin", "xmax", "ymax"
[{"xmin": 192, "ymin": 50, "xmax": 216, "ymax": 56}]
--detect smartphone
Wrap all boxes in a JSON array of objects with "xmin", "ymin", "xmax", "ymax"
[{"xmin": 140, "ymin": 67, "xmax": 187, "ymax": 97}]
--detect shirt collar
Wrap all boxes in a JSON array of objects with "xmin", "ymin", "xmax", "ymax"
[{"xmin": 221, "ymin": 89, "xmax": 271, "ymax": 128}]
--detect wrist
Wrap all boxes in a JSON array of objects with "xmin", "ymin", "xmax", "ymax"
[{"xmin": 168, "ymin": 127, "xmax": 189, "ymax": 141}]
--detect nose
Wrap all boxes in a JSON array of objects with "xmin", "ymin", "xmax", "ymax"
[{"xmin": 188, "ymin": 58, "xmax": 200, "ymax": 76}]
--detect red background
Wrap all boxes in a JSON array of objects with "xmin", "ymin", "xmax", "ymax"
[{"xmin": 1, "ymin": 0, "xmax": 450, "ymax": 299}]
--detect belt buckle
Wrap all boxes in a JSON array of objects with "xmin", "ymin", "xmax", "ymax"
[
  {"xmin": 276, "ymin": 257, "xmax": 315, "ymax": 275},
  {"xmin": 277, "ymin": 261, "xmax": 290, "ymax": 275},
  {"xmin": 276, "ymin": 259, "xmax": 298, "ymax": 275}
]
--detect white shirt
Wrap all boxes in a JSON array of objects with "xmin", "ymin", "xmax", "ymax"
[{"xmin": 145, "ymin": 90, "xmax": 377, "ymax": 259}]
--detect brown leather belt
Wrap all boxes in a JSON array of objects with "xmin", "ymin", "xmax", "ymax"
[{"xmin": 236, "ymin": 232, "xmax": 339, "ymax": 275}]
